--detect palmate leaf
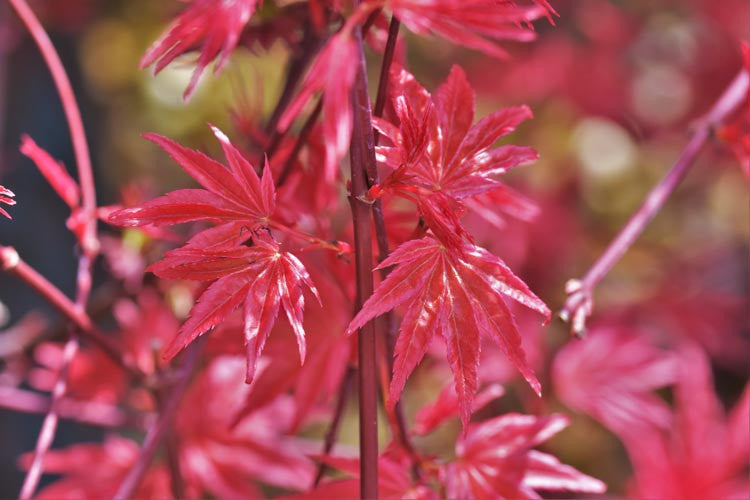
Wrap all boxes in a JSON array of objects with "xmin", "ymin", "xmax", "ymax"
[
  {"xmin": 140, "ymin": 0, "xmax": 262, "ymax": 99},
  {"xmin": 373, "ymin": 66, "xmax": 539, "ymax": 249},
  {"xmin": 443, "ymin": 413, "xmax": 606, "ymax": 499},
  {"xmin": 153, "ymin": 238, "xmax": 319, "ymax": 383},
  {"xmin": 346, "ymin": 236, "xmax": 549, "ymax": 428},
  {"xmin": 110, "ymin": 125, "xmax": 275, "ymax": 244},
  {"xmin": 109, "ymin": 126, "xmax": 312, "ymax": 382}
]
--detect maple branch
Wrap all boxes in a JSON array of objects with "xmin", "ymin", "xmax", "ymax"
[
  {"xmin": 349, "ymin": 7, "xmax": 380, "ymax": 496},
  {"xmin": 6, "ymin": 385, "xmax": 150, "ymax": 429},
  {"xmin": 277, "ymin": 97, "xmax": 323, "ymax": 187},
  {"xmin": 19, "ymin": 337, "xmax": 77, "ymax": 500},
  {"xmin": 8, "ymin": 3, "xmax": 101, "ymax": 495},
  {"xmin": 368, "ymin": 15, "xmax": 422, "ymax": 473},
  {"xmin": 559, "ymin": 69, "xmax": 750, "ymax": 337},
  {"xmin": 0, "ymin": 385, "xmax": 151, "ymax": 429},
  {"xmin": 153, "ymin": 382, "xmax": 186, "ymax": 500},
  {"xmin": 265, "ymin": 25, "xmax": 323, "ymax": 135},
  {"xmin": 0, "ymin": 247, "xmax": 145, "ymax": 380},
  {"xmin": 314, "ymin": 364, "xmax": 355, "ymax": 487},
  {"xmin": 267, "ymin": 219, "xmax": 350, "ymax": 255},
  {"xmin": 7, "ymin": 0, "xmax": 97, "ymax": 256},
  {"xmin": 114, "ymin": 339, "xmax": 204, "ymax": 500}
]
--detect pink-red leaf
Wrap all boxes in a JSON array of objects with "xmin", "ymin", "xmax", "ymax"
[
  {"xmin": 346, "ymin": 236, "xmax": 549, "ymax": 428},
  {"xmin": 140, "ymin": 0, "xmax": 261, "ymax": 99},
  {"xmin": 443, "ymin": 413, "xmax": 606, "ymax": 499},
  {"xmin": 110, "ymin": 127, "xmax": 275, "ymax": 242},
  {"xmin": 160, "ymin": 240, "xmax": 318, "ymax": 384},
  {"xmin": 20, "ymin": 135, "xmax": 79, "ymax": 209}
]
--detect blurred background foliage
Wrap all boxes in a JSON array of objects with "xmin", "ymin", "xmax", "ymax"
[{"xmin": 0, "ymin": 0, "xmax": 747, "ymax": 494}]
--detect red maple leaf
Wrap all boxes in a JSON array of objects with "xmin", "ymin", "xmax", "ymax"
[
  {"xmin": 373, "ymin": 66, "xmax": 538, "ymax": 248},
  {"xmin": 20, "ymin": 435, "xmax": 171, "ymax": 500},
  {"xmin": 626, "ymin": 344, "xmax": 750, "ymax": 499},
  {"xmin": 346, "ymin": 236, "xmax": 550, "ymax": 428},
  {"xmin": 176, "ymin": 356, "xmax": 314, "ymax": 496},
  {"xmin": 110, "ymin": 127, "xmax": 319, "ymax": 382},
  {"xmin": 383, "ymin": 0, "xmax": 551, "ymax": 58},
  {"xmin": 0, "ymin": 185, "xmax": 15, "ymax": 219},
  {"xmin": 553, "ymin": 325, "xmax": 677, "ymax": 439},
  {"xmin": 278, "ymin": 32, "xmax": 358, "ymax": 178},
  {"xmin": 442, "ymin": 413, "xmax": 606, "ymax": 499},
  {"xmin": 150, "ymin": 235, "xmax": 319, "ymax": 383},
  {"xmin": 140, "ymin": 0, "xmax": 262, "ymax": 99},
  {"xmin": 110, "ymin": 126, "xmax": 275, "ymax": 244}
]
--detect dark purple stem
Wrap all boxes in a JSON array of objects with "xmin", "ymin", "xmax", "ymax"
[
  {"xmin": 349, "ymin": 9, "xmax": 380, "ymax": 498},
  {"xmin": 559, "ymin": 69, "xmax": 750, "ymax": 337},
  {"xmin": 313, "ymin": 364, "xmax": 355, "ymax": 487},
  {"xmin": 114, "ymin": 339, "xmax": 203, "ymax": 500}
]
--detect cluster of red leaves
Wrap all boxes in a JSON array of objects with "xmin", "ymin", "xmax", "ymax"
[
  {"xmin": 348, "ymin": 66, "xmax": 550, "ymax": 428},
  {"xmin": 302, "ymin": 407, "xmax": 606, "ymax": 499},
  {"xmin": 24, "ymin": 356, "xmax": 314, "ymax": 499},
  {"xmin": 6, "ymin": 0, "xmax": 750, "ymax": 498},
  {"xmin": 110, "ymin": 127, "xmax": 320, "ymax": 384}
]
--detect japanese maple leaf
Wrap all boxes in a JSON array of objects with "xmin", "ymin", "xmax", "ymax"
[
  {"xmin": 177, "ymin": 356, "xmax": 314, "ymax": 497},
  {"xmin": 373, "ymin": 66, "xmax": 538, "ymax": 247},
  {"xmin": 110, "ymin": 125, "xmax": 275, "ymax": 251},
  {"xmin": 20, "ymin": 435, "xmax": 172, "ymax": 499},
  {"xmin": 346, "ymin": 236, "xmax": 550, "ymax": 428},
  {"xmin": 553, "ymin": 325, "xmax": 677, "ymax": 439},
  {"xmin": 150, "ymin": 234, "xmax": 319, "ymax": 383},
  {"xmin": 383, "ymin": 0, "xmax": 551, "ymax": 59},
  {"xmin": 626, "ymin": 344, "xmax": 750, "ymax": 499},
  {"xmin": 110, "ymin": 127, "xmax": 318, "ymax": 382},
  {"xmin": 140, "ymin": 0, "xmax": 262, "ymax": 99},
  {"xmin": 442, "ymin": 413, "xmax": 606, "ymax": 499},
  {"xmin": 0, "ymin": 185, "xmax": 15, "ymax": 219}
]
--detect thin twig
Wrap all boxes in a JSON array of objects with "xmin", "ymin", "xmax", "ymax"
[
  {"xmin": 114, "ymin": 339, "xmax": 204, "ymax": 500},
  {"xmin": 8, "ymin": 2, "xmax": 100, "ymax": 496},
  {"xmin": 277, "ymin": 97, "xmax": 323, "ymax": 187},
  {"xmin": 313, "ymin": 364, "xmax": 355, "ymax": 487},
  {"xmin": 0, "ymin": 385, "xmax": 153, "ymax": 429},
  {"xmin": 7, "ymin": 0, "xmax": 97, "ymax": 256},
  {"xmin": 18, "ymin": 337, "xmax": 77, "ymax": 499},
  {"xmin": 0, "ymin": 247, "xmax": 145, "ymax": 380},
  {"xmin": 559, "ymin": 69, "xmax": 750, "ymax": 337},
  {"xmin": 349, "ymin": 6, "xmax": 380, "ymax": 496}
]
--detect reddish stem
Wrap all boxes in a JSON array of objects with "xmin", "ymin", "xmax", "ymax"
[
  {"xmin": 277, "ymin": 97, "xmax": 323, "ymax": 187},
  {"xmin": 559, "ymin": 69, "xmax": 750, "ymax": 337},
  {"xmin": 0, "ymin": 246, "xmax": 144, "ymax": 380},
  {"xmin": 0, "ymin": 385, "xmax": 152, "ymax": 429},
  {"xmin": 349, "ymin": 9, "xmax": 380, "ymax": 497},
  {"xmin": 313, "ymin": 364, "xmax": 355, "ymax": 487},
  {"xmin": 8, "ymin": 3, "xmax": 101, "ymax": 496},
  {"xmin": 114, "ymin": 339, "xmax": 204, "ymax": 500},
  {"xmin": 19, "ymin": 337, "xmax": 77, "ymax": 499},
  {"xmin": 7, "ymin": 0, "xmax": 97, "ymax": 256}
]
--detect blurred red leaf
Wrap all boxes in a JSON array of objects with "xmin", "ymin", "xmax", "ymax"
[
  {"xmin": 140, "ymin": 0, "xmax": 262, "ymax": 99},
  {"xmin": 553, "ymin": 325, "xmax": 677, "ymax": 438},
  {"xmin": 442, "ymin": 413, "xmax": 606, "ymax": 499}
]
